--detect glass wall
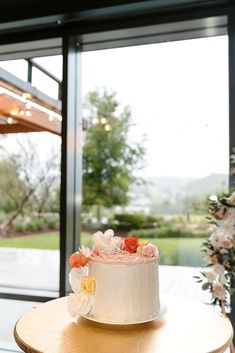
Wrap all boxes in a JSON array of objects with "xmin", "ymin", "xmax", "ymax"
[
  {"xmin": 0, "ymin": 54, "xmax": 62, "ymax": 294},
  {"xmin": 81, "ymin": 35, "xmax": 228, "ymax": 302}
]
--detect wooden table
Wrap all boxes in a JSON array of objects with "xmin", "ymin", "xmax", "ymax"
[{"xmin": 14, "ymin": 294, "xmax": 233, "ymax": 353}]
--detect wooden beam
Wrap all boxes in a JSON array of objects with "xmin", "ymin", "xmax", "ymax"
[
  {"xmin": 0, "ymin": 123, "xmax": 43, "ymax": 134},
  {"xmin": 0, "ymin": 93, "xmax": 61, "ymax": 135}
]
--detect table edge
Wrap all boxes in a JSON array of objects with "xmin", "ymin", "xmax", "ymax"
[{"xmin": 14, "ymin": 320, "xmax": 43, "ymax": 353}]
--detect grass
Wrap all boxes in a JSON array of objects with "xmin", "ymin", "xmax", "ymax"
[
  {"xmin": 0, "ymin": 231, "xmax": 60, "ymax": 250},
  {"xmin": 0, "ymin": 231, "xmax": 204, "ymax": 267}
]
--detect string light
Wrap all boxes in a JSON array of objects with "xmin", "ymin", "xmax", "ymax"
[
  {"xmin": 25, "ymin": 110, "xmax": 32, "ymax": 117},
  {"xmin": 25, "ymin": 102, "xmax": 31, "ymax": 109},
  {"xmin": 19, "ymin": 110, "xmax": 24, "ymax": 116},
  {"xmin": 48, "ymin": 115, "xmax": 54, "ymax": 121},
  {"xmin": 7, "ymin": 117, "xmax": 13, "ymax": 124}
]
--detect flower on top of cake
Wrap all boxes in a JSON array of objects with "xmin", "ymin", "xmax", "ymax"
[{"xmin": 91, "ymin": 229, "xmax": 159, "ymax": 260}]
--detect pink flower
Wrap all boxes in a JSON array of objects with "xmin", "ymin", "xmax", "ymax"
[
  {"xmin": 222, "ymin": 238, "xmax": 233, "ymax": 249},
  {"xmin": 142, "ymin": 243, "xmax": 158, "ymax": 257},
  {"xmin": 91, "ymin": 246, "xmax": 100, "ymax": 256},
  {"xmin": 213, "ymin": 264, "xmax": 225, "ymax": 275},
  {"xmin": 212, "ymin": 283, "xmax": 225, "ymax": 300},
  {"xmin": 210, "ymin": 255, "xmax": 218, "ymax": 264}
]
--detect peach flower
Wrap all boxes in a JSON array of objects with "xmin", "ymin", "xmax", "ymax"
[
  {"xmin": 69, "ymin": 251, "xmax": 90, "ymax": 268},
  {"xmin": 222, "ymin": 238, "xmax": 233, "ymax": 249},
  {"xmin": 212, "ymin": 283, "xmax": 225, "ymax": 300},
  {"xmin": 142, "ymin": 243, "xmax": 158, "ymax": 257},
  {"xmin": 123, "ymin": 236, "xmax": 139, "ymax": 253}
]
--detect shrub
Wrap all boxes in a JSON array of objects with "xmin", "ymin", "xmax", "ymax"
[
  {"xmin": 46, "ymin": 218, "xmax": 58, "ymax": 229},
  {"xmin": 114, "ymin": 213, "xmax": 160, "ymax": 231},
  {"xmin": 129, "ymin": 226, "xmax": 208, "ymax": 239},
  {"xmin": 25, "ymin": 222, "xmax": 39, "ymax": 232},
  {"xmin": 14, "ymin": 224, "xmax": 25, "ymax": 232}
]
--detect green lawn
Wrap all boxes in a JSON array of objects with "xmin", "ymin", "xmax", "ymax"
[{"xmin": 0, "ymin": 231, "xmax": 204, "ymax": 267}]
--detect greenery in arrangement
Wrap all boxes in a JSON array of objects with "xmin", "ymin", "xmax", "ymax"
[
  {"xmin": 82, "ymin": 89, "xmax": 145, "ymax": 222},
  {"xmin": 194, "ymin": 192, "xmax": 235, "ymax": 307}
]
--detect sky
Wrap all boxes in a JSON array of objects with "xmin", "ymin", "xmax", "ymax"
[{"xmin": 0, "ymin": 35, "xmax": 229, "ymax": 179}]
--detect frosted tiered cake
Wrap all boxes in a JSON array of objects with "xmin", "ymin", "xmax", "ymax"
[{"xmin": 67, "ymin": 230, "xmax": 160, "ymax": 324}]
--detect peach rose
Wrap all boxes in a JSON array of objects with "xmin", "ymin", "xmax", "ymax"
[
  {"xmin": 142, "ymin": 243, "xmax": 158, "ymax": 257},
  {"xmin": 222, "ymin": 238, "xmax": 233, "ymax": 249},
  {"xmin": 69, "ymin": 251, "xmax": 90, "ymax": 268},
  {"xmin": 210, "ymin": 255, "xmax": 218, "ymax": 264},
  {"xmin": 123, "ymin": 236, "xmax": 139, "ymax": 253}
]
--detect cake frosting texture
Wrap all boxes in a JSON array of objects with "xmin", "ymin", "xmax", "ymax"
[
  {"xmin": 67, "ymin": 229, "xmax": 160, "ymax": 324},
  {"xmin": 89, "ymin": 258, "xmax": 160, "ymax": 323}
]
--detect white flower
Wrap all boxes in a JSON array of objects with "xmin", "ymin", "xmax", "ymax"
[
  {"xmin": 204, "ymin": 271, "xmax": 217, "ymax": 283},
  {"xmin": 220, "ymin": 274, "xmax": 228, "ymax": 285},
  {"xmin": 69, "ymin": 267, "xmax": 88, "ymax": 293},
  {"xmin": 217, "ymin": 219, "xmax": 235, "ymax": 238},
  {"xmin": 67, "ymin": 292, "xmax": 95, "ymax": 317},
  {"xmin": 212, "ymin": 283, "xmax": 225, "ymax": 300},
  {"xmin": 209, "ymin": 230, "xmax": 224, "ymax": 248},
  {"xmin": 213, "ymin": 264, "xmax": 225, "ymax": 275},
  {"xmin": 203, "ymin": 255, "xmax": 212, "ymax": 264},
  {"xmin": 79, "ymin": 246, "xmax": 91, "ymax": 258},
  {"xmin": 93, "ymin": 229, "xmax": 122, "ymax": 254}
]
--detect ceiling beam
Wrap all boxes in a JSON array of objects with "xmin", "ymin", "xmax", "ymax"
[{"xmin": 0, "ymin": 123, "xmax": 43, "ymax": 134}]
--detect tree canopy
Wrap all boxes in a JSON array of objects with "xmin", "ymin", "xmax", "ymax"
[{"xmin": 82, "ymin": 89, "xmax": 145, "ymax": 210}]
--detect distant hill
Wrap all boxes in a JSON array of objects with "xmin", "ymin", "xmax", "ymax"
[
  {"xmin": 183, "ymin": 173, "xmax": 228, "ymax": 196},
  {"xmin": 129, "ymin": 174, "xmax": 228, "ymax": 214}
]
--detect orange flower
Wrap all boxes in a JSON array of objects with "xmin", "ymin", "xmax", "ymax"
[
  {"xmin": 69, "ymin": 251, "xmax": 90, "ymax": 268},
  {"xmin": 123, "ymin": 236, "xmax": 139, "ymax": 253}
]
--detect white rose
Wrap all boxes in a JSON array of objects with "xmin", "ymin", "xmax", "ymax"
[{"xmin": 209, "ymin": 230, "xmax": 224, "ymax": 248}]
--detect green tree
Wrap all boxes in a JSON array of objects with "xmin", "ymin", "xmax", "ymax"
[{"xmin": 83, "ymin": 89, "xmax": 145, "ymax": 222}]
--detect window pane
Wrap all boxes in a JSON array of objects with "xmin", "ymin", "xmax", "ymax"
[
  {"xmin": 0, "ymin": 51, "xmax": 62, "ymax": 296},
  {"xmin": 0, "ymin": 59, "xmax": 28, "ymax": 81},
  {"xmin": 81, "ymin": 35, "xmax": 228, "ymax": 302}
]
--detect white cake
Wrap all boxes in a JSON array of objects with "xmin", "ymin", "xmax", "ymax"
[
  {"xmin": 89, "ymin": 256, "xmax": 160, "ymax": 323},
  {"xmin": 68, "ymin": 229, "xmax": 160, "ymax": 324}
]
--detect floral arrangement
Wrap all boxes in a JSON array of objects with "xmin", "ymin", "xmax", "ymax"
[
  {"xmin": 195, "ymin": 192, "xmax": 235, "ymax": 307},
  {"xmin": 67, "ymin": 229, "xmax": 159, "ymax": 318}
]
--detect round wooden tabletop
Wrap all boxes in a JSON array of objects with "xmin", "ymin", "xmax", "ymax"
[{"xmin": 14, "ymin": 294, "xmax": 233, "ymax": 353}]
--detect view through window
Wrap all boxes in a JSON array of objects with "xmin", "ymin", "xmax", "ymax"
[
  {"xmin": 81, "ymin": 35, "xmax": 229, "ymax": 301},
  {"xmin": 0, "ymin": 55, "xmax": 62, "ymax": 293}
]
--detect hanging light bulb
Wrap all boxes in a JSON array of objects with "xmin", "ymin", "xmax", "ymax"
[
  {"xmin": 7, "ymin": 117, "xmax": 13, "ymax": 124},
  {"xmin": 25, "ymin": 110, "xmax": 32, "ymax": 117},
  {"xmin": 19, "ymin": 110, "xmax": 24, "ymax": 116},
  {"xmin": 25, "ymin": 102, "xmax": 31, "ymax": 109}
]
